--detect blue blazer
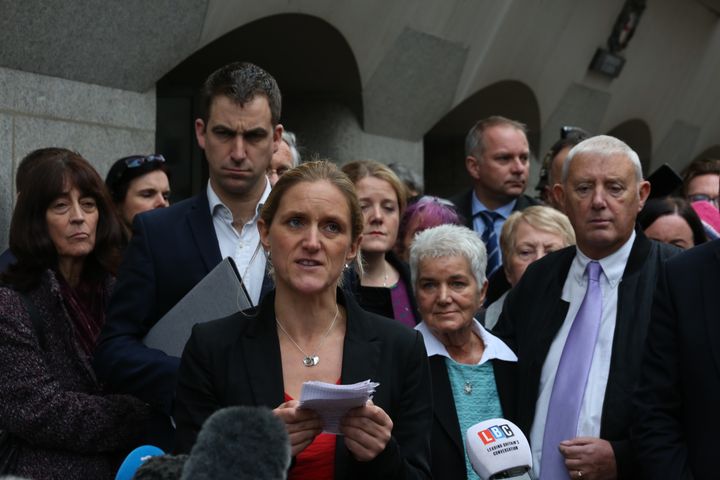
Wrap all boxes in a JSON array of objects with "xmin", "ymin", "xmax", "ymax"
[{"xmin": 94, "ymin": 191, "xmax": 273, "ymax": 416}]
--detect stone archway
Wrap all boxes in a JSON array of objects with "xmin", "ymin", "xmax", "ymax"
[
  {"xmin": 606, "ymin": 119, "xmax": 653, "ymax": 174},
  {"xmin": 692, "ymin": 145, "xmax": 720, "ymax": 164},
  {"xmin": 155, "ymin": 13, "xmax": 362, "ymax": 199},
  {"xmin": 423, "ymin": 80, "xmax": 541, "ymax": 198}
]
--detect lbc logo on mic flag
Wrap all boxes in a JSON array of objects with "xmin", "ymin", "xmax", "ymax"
[{"xmin": 478, "ymin": 424, "xmax": 516, "ymax": 445}]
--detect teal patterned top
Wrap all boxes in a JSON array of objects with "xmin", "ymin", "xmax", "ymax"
[{"xmin": 446, "ymin": 358, "xmax": 503, "ymax": 480}]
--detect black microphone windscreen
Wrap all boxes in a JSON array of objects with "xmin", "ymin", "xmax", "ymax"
[
  {"xmin": 180, "ymin": 406, "xmax": 291, "ymax": 480},
  {"xmin": 133, "ymin": 454, "xmax": 188, "ymax": 480}
]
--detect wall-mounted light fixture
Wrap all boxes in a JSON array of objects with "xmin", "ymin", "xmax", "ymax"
[{"xmin": 589, "ymin": 0, "xmax": 646, "ymax": 78}]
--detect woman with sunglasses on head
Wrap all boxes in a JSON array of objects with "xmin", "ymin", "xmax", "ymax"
[
  {"xmin": 0, "ymin": 148, "xmax": 151, "ymax": 479},
  {"xmin": 105, "ymin": 154, "xmax": 170, "ymax": 242}
]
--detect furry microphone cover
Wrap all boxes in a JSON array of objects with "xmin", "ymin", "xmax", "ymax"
[
  {"xmin": 180, "ymin": 406, "xmax": 292, "ymax": 480},
  {"xmin": 133, "ymin": 454, "xmax": 188, "ymax": 480}
]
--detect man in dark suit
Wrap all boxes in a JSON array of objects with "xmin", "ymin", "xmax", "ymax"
[
  {"xmin": 450, "ymin": 116, "xmax": 538, "ymax": 244},
  {"xmin": 633, "ymin": 238, "xmax": 720, "ymax": 479},
  {"xmin": 94, "ymin": 63, "xmax": 282, "ymax": 444},
  {"xmin": 495, "ymin": 135, "xmax": 678, "ymax": 479},
  {"xmin": 451, "ymin": 116, "xmax": 539, "ymax": 302}
]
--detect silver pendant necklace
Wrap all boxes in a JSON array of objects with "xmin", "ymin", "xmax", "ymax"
[
  {"xmin": 457, "ymin": 364, "xmax": 474, "ymax": 395},
  {"xmin": 276, "ymin": 306, "xmax": 340, "ymax": 367},
  {"xmin": 463, "ymin": 380, "xmax": 473, "ymax": 395}
]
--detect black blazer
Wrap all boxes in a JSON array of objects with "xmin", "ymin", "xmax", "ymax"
[
  {"xmin": 633, "ymin": 239, "xmax": 720, "ymax": 479},
  {"xmin": 343, "ymin": 251, "xmax": 422, "ymax": 325},
  {"xmin": 428, "ymin": 355, "xmax": 515, "ymax": 479},
  {"xmin": 174, "ymin": 289, "xmax": 433, "ymax": 479},
  {"xmin": 94, "ymin": 191, "xmax": 273, "ymax": 414},
  {"xmin": 494, "ymin": 231, "xmax": 679, "ymax": 478}
]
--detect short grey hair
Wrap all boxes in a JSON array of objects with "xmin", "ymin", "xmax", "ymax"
[
  {"xmin": 562, "ymin": 135, "xmax": 642, "ymax": 183},
  {"xmin": 409, "ymin": 224, "xmax": 487, "ymax": 289},
  {"xmin": 281, "ymin": 130, "xmax": 301, "ymax": 167}
]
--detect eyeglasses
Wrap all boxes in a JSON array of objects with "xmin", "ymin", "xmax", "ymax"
[
  {"xmin": 688, "ymin": 193, "xmax": 719, "ymax": 207},
  {"xmin": 124, "ymin": 154, "xmax": 166, "ymax": 168}
]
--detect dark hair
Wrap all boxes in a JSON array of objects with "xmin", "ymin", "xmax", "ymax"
[
  {"xmin": 464, "ymin": 116, "xmax": 527, "ymax": 157},
  {"xmin": 681, "ymin": 157, "xmax": 720, "ymax": 195},
  {"xmin": 105, "ymin": 154, "xmax": 170, "ymax": 204},
  {"xmin": 536, "ymin": 133, "xmax": 589, "ymax": 192},
  {"xmin": 260, "ymin": 160, "xmax": 364, "ymax": 244},
  {"xmin": 638, "ymin": 197, "xmax": 707, "ymax": 247},
  {"xmin": 16, "ymin": 147, "xmax": 65, "ymax": 193},
  {"xmin": 2, "ymin": 148, "xmax": 124, "ymax": 291},
  {"xmin": 200, "ymin": 62, "xmax": 282, "ymax": 125}
]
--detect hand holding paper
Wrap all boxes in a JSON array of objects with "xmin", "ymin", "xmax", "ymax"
[
  {"xmin": 340, "ymin": 399, "xmax": 393, "ymax": 462},
  {"xmin": 273, "ymin": 399, "xmax": 323, "ymax": 457},
  {"xmin": 298, "ymin": 379, "xmax": 379, "ymax": 434}
]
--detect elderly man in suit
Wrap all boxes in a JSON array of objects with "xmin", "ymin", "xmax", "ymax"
[
  {"xmin": 633, "ymin": 237, "xmax": 720, "ymax": 479},
  {"xmin": 94, "ymin": 62, "xmax": 281, "ymax": 447},
  {"xmin": 495, "ymin": 135, "xmax": 679, "ymax": 480}
]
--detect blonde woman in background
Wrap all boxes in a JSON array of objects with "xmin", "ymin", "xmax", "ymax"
[{"xmin": 483, "ymin": 206, "xmax": 575, "ymax": 330}]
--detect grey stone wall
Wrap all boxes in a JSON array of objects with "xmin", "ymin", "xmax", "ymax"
[
  {"xmin": 0, "ymin": 67, "xmax": 155, "ymax": 251},
  {"xmin": 284, "ymin": 101, "xmax": 423, "ymax": 174}
]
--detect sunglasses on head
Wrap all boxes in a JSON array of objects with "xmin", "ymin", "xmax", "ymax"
[
  {"xmin": 123, "ymin": 154, "xmax": 166, "ymax": 168},
  {"xmin": 125, "ymin": 154, "xmax": 165, "ymax": 168}
]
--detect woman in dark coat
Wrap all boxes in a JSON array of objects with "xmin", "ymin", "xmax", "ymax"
[
  {"xmin": 341, "ymin": 160, "xmax": 422, "ymax": 326},
  {"xmin": 0, "ymin": 148, "xmax": 151, "ymax": 480},
  {"xmin": 174, "ymin": 161, "xmax": 432, "ymax": 479}
]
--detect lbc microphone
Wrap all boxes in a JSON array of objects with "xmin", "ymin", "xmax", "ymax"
[
  {"xmin": 179, "ymin": 406, "xmax": 291, "ymax": 480},
  {"xmin": 466, "ymin": 418, "xmax": 534, "ymax": 479}
]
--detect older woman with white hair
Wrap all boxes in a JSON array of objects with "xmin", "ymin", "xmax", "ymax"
[
  {"xmin": 410, "ymin": 224, "xmax": 517, "ymax": 480},
  {"xmin": 482, "ymin": 206, "xmax": 576, "ymax": 330}
]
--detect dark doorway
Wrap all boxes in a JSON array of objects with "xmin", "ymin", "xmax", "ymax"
[
  {"xmin": 423, "ymin": 80, "xmax": 541, "ymax": 199},
  {"xmin": 156, "ymin": 14, "xmax": 362, "ymax": 200},
  {"xmin": 606, "ymin": 119, "xmax": 652, "ymax": 174}
]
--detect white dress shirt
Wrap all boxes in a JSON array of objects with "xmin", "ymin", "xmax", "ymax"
[
  {"xmin": 415, "ymin": 318, "xmax": 518, "ymax": 365},
  {"xmin": 529, "ymin": 231, "xmax": 636, "ymax": 478},
  {"xmin": 207, "ymin": 179, "xmax": 271, "ymax": 306}
]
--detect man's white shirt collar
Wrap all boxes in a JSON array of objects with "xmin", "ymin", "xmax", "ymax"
[
  {"xmin": 572, "ymin": 230, "xmax": 636, "ymax": 289},
  {"xmin": 207, "ymin": 178, "xmax": 271, "ymax": 221}
]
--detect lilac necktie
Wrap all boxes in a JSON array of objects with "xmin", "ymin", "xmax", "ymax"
[
  {"xmin": 476, "ymin": 210, "xmax": 502, "ymax": 276},
  {"xmin": 540, "ymin": 261, "xmax": 603, "ymax": 480}
]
